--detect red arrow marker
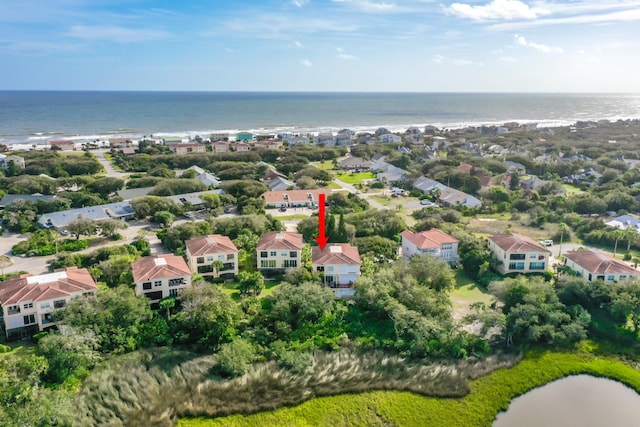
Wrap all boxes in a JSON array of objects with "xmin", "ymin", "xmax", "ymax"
[{"xmin": 315, "ymin": 193, "xmax": 328, "ymax": 250}]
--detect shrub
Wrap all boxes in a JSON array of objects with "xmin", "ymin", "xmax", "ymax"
[
  {"xmin": 214, "ymin": 338, "xmax": 257, "ymax": 378},
  {"xmin": 0, "ymin": 344, "xmax": 11, "ymax": 353},
  {"xmin": 279, "ymin": 350, "xmax": 313, "ymax": 374}
]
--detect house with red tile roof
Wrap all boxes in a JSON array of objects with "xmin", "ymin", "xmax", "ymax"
[
  {"xmin": 0, "ymin": 267, "xmax": 97, "ymax": 339},
  {"xmin": 256, "ymin": 232, "xmax": 304, "ymax": 272},
  {"xmin": 312, "ymin": 244, "xmax": 361, "ymax": 298},
  {"xmin": 132, "ymin": 254, "xmax": 192, "ymax": 306},
  {"xmin": 185, "ymin": 235, "xmax": 238, "ymax": 279},
  {"xmin": 400, "ymin": 229, "xmax": 459, "ymax": 265},
  {"xmin": 564, "ymin": 250, "xmax": 640, "ymax": 283},
  {"xmin": 211, "ymin": 141, "xmax": 230, "ymax": 153},
  {"xmin": 488, "ymin": 234, "xmax": 551, "ymax": 275}
]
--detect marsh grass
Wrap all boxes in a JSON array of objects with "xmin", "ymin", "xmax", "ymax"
[
  {"xmin": 180, "ymin": 349, "xmax": 640, "ymax": 427},
  {"xmin": 74, "ymin": 347, "xmax": 518, "ymax": 427}
]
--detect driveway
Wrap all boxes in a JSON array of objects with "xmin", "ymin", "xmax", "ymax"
[
  {"xmin": 93, "ymin": 149, "xmax": 128, "ymax": 179},
  {"xmin": 331, "ymin": 178, "xmax": 390, "ymax": 210}
]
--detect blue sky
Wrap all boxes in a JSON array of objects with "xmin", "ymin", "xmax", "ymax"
[{"xmin": 2, "ymin": 0, "xmax": 640, "ymax": 92}]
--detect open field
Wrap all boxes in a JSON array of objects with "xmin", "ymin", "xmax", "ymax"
[
  {"xmin": 178, "ymin": 349, "xmax": 640, "ymax": 427},
  {"xmin": 450, "ymin": 271, "xmax": 495, "ymax": 321},
  {"xmin": 334, "ymin": 172, "xmax": 376, "ymax": 184},
  {"xmin": 312, "ymin": 161, "xmax": 336, "ymax": 171},
  {"xmin": 467, "ymin": 216, "xmax": 551, "ymax": 241}
]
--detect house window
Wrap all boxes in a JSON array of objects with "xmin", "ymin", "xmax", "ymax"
[
  {"xmin": 169, "ymin": 278, "xmax": 185, "ymax": 287},
  {"xmin": 197, "ymin": 265, "xmax": 214, "ymax": 274},
  {"xmin": 290, "ymin": 251, "xmax": 297, "ymax": 258},
  {"xmin": 620, "ymin": 275, "xmax": 627, "ymax": 281},
  {"xmin": 529, "ymin": 262, "xmax": 546, "ymax": 270},
  {"xmin": 261, "ymin": 260, "xmax": 277, "ymax": 268},
  {"xmin": 530, "ymin": 254, "xmax": 537, "ymax": 259},
  {"xmin": 509, "ymin": 254, "xmax": 526, "ymax": 260},
  {"xmin": 23, "ymin": 302, "xmax": 33, "ymax": 310},
  {"xmin": 283, "ymin": 260, "xmax": 297, "ymax": 268},
  {"xmin": 197, "ymin": 257, "xmax": 205, "ymax": 264},
  {"xmin": 260, "ymin": 251, "xmax": 268, "ymax": 258},
  {"xmin": 207, "ymin": 256, "xmax": 214, "ymax": 262},
  {"xmin": 327, "ymin": 266, "xmax": 334, "ymax": 272},
  {"xmin": 270, "ymin": 251, "xmax": 277, "ymax": 257},
  {"xmin": 169, "ymin": 289, "xmax": 179, "ymax": 298},
  {"xmin": 53, "ymin": 300, "xmax": 66, "ymax": 309},
  {"xmin": 7, "ymin": 305, "xmax": 20, "ymax": 315},
  {"xmin": 218, "ymin": 255, "xmax": 225, "ymax": 261},
  {"xmin": 281, "ymin": 252, "xmax": 287, "ymax": 257},
  {"xmin": 40, "ymin": 302, "xmax": 51, "ymax": 310},
  {"xmin": 508, "ymin": 262, "xmax": 525, "ymax": 270},
  {"xmin": 442, "ymin": 244, "xmax": 452, "ymax": 250},
  {"xmin": 222, "ymin": 262, "xmax": 235, "ymax": 271},
  {"xmin": 143, "ymin": 282, "xmax": 152, "ymax": 290},
  {"xmin": 154, "ymin": 280, "xmax": 162, "ymax": 287},
  {"xmin": 316, "ymin": 266, "xmax": 325, "ymax": 272},
  {"xmin": 23, "ymin": 314, "xmax": 36, "ymax": 325},
  {"xmin": 227, "ymin": 254, "xmax": 234, "ymax": 260},
  {"xmin": 608, "ymin": 275, "xmax": 615, "ymax": 281}
]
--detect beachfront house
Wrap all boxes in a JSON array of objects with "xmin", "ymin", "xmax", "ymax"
[
  {"xmin": 185, "ymin": 235, "xmax": 239, "ymax": 279},
  {"xmin": 171, "ymin": 143, "xmax": 206, "ymax": 155},
  {"xmin": 0, "ymin": 155, "xmax": 25, "ymax": 170},
  {"xmin": 488, "ymin": 234, "xmax": 550, "ymax": 275},
  {"xmin": 49, "ymin": 140, "xmax": 75, "ymax": 151},
  {"xmin": 564, "ymin": 250, "xmax": 640, "ymax": 283},
  {"xmin": 132, "ymin": 255, "xmax": 192, "ymax": 307},
  {"xmin": 256, "ymin": 231, "xmax": 304, "ymax": 273},
  {"xmin": 400, "ymin": 229, "xmax": 459, "ymax": 265},
  {"xmin": 235, "ymin": 132, "xmax": 253, "ymax": 142},
  {"xmin": 0, "ymin": 267, "xmax": 98, "ymax": 340},
  {"xmin": 233, "ymin": 142, "xmax": 251, "ymax": 152},
  {"xmin": 312, "ymin": 244, "xmax": 361, "ymax": 298},
  {"xmin": 211, "ymin": 141, "xmax": 230, "ymax": 153}
]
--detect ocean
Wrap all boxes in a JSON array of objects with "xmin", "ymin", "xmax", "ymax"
[{"xmin": 1, "ymin": 91, "xmax": 640, "ymax": 146}]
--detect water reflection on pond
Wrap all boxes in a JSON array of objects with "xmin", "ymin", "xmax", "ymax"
[{"xmin": 493, "ymin": 375, "xmax": 640, "ymax": 427}]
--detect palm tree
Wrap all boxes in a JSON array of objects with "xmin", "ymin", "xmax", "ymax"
[
  {"xmin": 159, "ymin": 297, "xmax": 176, "ymax": 322},
  {"xmin": 558, "ymin": 222, "xmax": 569, "ymax": 258},
  {"xmin": 625, "ymin": 227, "xmax": 638, "ymax": 253},
  {"xmin": 212, "ymin": 260, "xmax": 225, "ymax": 277},
  {"xmin": 613, "ymin": 229, "xmax": 625, "ymax": 258}
]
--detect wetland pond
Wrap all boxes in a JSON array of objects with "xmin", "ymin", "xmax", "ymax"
[{"xmin": 493, "ymin": 375, "xmax": 640, "ymax": 427}]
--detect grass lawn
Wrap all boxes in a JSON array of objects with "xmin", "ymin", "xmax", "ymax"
[
  {"xmin": 335, "ymin": 172, "xmax": 376, "ymax": 184},
  {"xmin": 178, "ymin": 349, "xmax": 640, "ymax": 427},
  {"xmin": 563, "ymin": 184, "xmax": 585, "ymax": 195},
  {"xmin": 450, "ymin": 270, "xmax": 495, "ymax": 320},
  {"xmin": 370, "ymin": 195, "xmax": 391, "ymax": 206},
  {"xmin": 272, "ymin": 214, "xmax": 309, "ymax": 221},
  {"xmin": 312, "ymin": 161, "xmax": 336, "ymax": 171},
  {"xmin": 221, "ymin": 279, "xmax": 282, "ymax": 301},
  {"xmin": 323, "ymin": 181, "xmax": 342, "ymax": 189}
]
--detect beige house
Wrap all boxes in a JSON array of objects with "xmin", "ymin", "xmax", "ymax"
[
  {"xmin": 172, "ymin": 143, "xmax": 207, "ymax": 155},
  {"xmin": 185, "ymin": 235, "xmax": 239, "ymax": 279},
  {"xmin": 233, "ymin": 142, "xmax": 251, "ymax": 152},
  {"xmin": 400, "ymin": 229, "xmax": 459, "ymax": 265},
  {"xmin": 312, "ymin": 244, "xmax": 361, "ymax": 298},
  {"xmin": 132, "ymin": 255, "xmax": 192, "ymax": 307},
  {"xmin": 211, "ymin": 141, "xmax": 230, "ymax": 153},
  {"xmin": 564, "ymin": 250, "xmax": 640, "ymax": 283},
  {"xmin": 488, "ymin": 234, "xmax": 551, "ymax": 275},
  {"xmin": 256, "ymin": 231, "xmax": 304, "ymax": 272},
  {"xmin": 0, "ymin": 267, "xmax": 97, "ymax": 339}
]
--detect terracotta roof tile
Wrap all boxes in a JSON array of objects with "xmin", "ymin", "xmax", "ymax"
[
  {"xmin": 312, "ymin": 244, "xmax": 361, "ymax": 265},
  {"xmin": 0, "ymin": 267, "xmax": 97, "ymax": 306},
  {"xmin": 565, "ymin": 250, "xmax": 639, "ymax": 275},
  {"xmin": 185, "ymin": 235, "xmax": 238, "ymax": 257},
  {"xmin": 257, "ymin": 232, "xmax": 304, "ymax": 251},
  {"xmin": 489, "ymin": 234, "xmax": 550, "ymax": 253},
  {"xmin": 401, "ymin": 229, "xmax": 458, "ymax": 249},
  {"xmin": 132, "ymin": 255, "xmax": 191, "ymax": 283},
  {"xmin": 263, "ymin": 189, "xmax": 327, "ymax": 205}
]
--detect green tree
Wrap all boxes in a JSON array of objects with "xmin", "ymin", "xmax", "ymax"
[
  {"xmin": 173, "ymin": 282, "xmax": 244, "ymax": 350},
  {"xmin": 509, "ymin": 171, "xmax": 520, "ymax": 191},
  {"xmin": 86, "ymin": 177, "xmax": 124, "ymax": 197},
  {"xmin": 333, "ymin": 213, "xmax": 348, "ymax": 243},
  {"xmin": 153, "ymin": 210, "xmax": 174, "ymax": 227},
  {"xmin": 97, "ymin": 219, "xmax": 128, "ymax": 239},
  {"xmin": 37, "ymin": 326, "xmax": 101, "ymax": 383},
  {"xmin": 237, "ymin": 271, "xmax": 265, "ymax": 297},
  {"xmin": 214, "ymin": 338, "xmax": 257, "ymax": 378},
  {"xmin": 613, "ymin": 229, "xmax": 624, "ymax": 258},
  {"xmin": 558, "ymin": 222, "xmax": 569, "ymax": 258},
  {"xmin": 66, "ymin": 217, "xmax": 98, "ymax": 240},
  {"xmin": 159, "ymin": 297, "xmax": 176, "ymax": 322},
  {"xmin": 58, "ymin": 286, "xmax": 152, "ymax": 354},
  {"xmin": 611, "ymin": 281, "xmax": 640, "ymax": 332}
]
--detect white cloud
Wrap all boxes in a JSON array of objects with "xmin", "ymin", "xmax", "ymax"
[
  {"xmin": 432, "ymin": 54, "xmax": 445, "ymax": 63},
  {"xmin": 514, "ymin": 34, "xmax": 563, "ymax": 53},
  {"xmin": 291, "ymin": 0, "xmax": 309, "ymax": 7},
  {"xmin": 301, "ymin": 58, "xmax": 313, "ymax": 67},
  {"xmin": 447, "ymin": 0, "xmax": 550, "ymax": 21},
  {"xmin": 332, "ymin": 0, "xmax": 396, "ymax": 13},
  {"xmin": 491, "ymin": 6, "xmax": 640, "ymax": 30},
  {"xmin": 336, "ymin": 47, "xmax": 358, "ymax": 60},
  {"xmin": 500, "ymin": 56, "xmax": 517, "ymax": 62},
  {"xmin": 293, "ymin": 41, "xmax": 303, "ymax": 48},
  {"xmin": 68, "ymin": 25, "xmax": 169, "ymax": 42},
  {"xmin": 453, "ymin": 58, "xmax": 484, "ymax": 65}
]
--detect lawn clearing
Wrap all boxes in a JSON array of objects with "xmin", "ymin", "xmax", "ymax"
[
  {"xmin": 563, "ymin": 184, "xmax": 584, "ymax": 195},
  {"xmin": 467, "ymin": 216, "xmax": 551, "ymax": 241},
  {"xmin": 450, "ymin": 270, "xmax": 495, "ymax": 321},
  {"xmin": 312, "ymin": 161, "xmax": 336, "ymax": 171},
  {"xmin": 335, "ymin": 172, "xmax": 376, "ymax": 184}
]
